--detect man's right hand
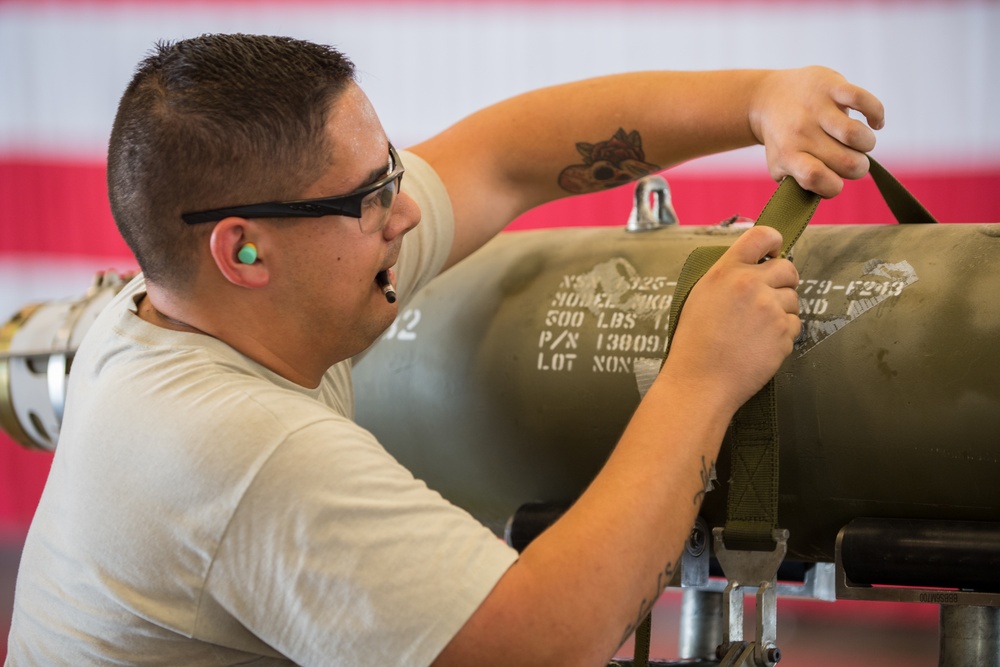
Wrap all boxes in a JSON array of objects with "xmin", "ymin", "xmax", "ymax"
[{"xmin": 660, "ymin": 225, "xmax": 802, "ymax": 418}]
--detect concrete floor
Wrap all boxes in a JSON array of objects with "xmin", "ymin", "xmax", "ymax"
[{"xmin": 2, "ymin": 538, "xmax": 942, "ymax": 665}]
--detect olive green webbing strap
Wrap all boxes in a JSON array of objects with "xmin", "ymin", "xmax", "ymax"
[
  {"xmin": 727, "ymin": 158, "xmax": 934, "ymax": 548},
  {"xmin": 868, "ymin": 156, "xmax": 938, "ymax": 226},
  {"xmin": 666, "ymin": 177, "xmax": 821, "ymax": 552},
  {"xmin": 632, "ymin": 613, "xmax": 652, "ymax": 667},
  {"xmin": 661, "ymin": 156, "xmax": 937, "ymax": 550},
  {"xmin": 719, "ymin": 175, "xmax": 822, "ymax": 550},
  {"xmin": 625, "ymin": 157, "xmax": 934, "ymax": 665}
]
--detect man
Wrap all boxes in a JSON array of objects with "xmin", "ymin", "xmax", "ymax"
[{"xmin": 6, "ymin": 34, "xmax": 883, "ymax": 666}]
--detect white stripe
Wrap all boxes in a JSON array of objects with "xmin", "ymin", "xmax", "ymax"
[
  {"xmin": 0, "ymin": 255, "xmax": 138, "ymax": 325},
  {"xmin": 1, "ymin": 1, "xmax": 998, "ymax": 168}
]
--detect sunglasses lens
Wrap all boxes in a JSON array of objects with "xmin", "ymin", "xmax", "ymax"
[
  {"xmin": 359, "ymin": 175, "xmax": 401, "ymax": 234},
  {"xmin": 376, "ymin": 180, "xmax": 395, "ymax": 208}
]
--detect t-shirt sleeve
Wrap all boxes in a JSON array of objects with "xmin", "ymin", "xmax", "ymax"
[
  {"xmin": 392, "ymin": 150, "xmax": 456, "ymax": 306},
  {"xmin": 200, "ymin": 417, "xmax": 518, "ymax": 666}
]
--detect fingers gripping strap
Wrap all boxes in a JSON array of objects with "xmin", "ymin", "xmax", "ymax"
[
  {"xmin": 755, "ymin": 176, "xmax": 821, "ymax": 257},
  {"xmin": 663, "ymin": 246, "xmax": 727, "ymax": 360},
  {"xmin": 664, "ymin": 155, "xmax": 930, "ymax": 359},
  {"xmin": 664, "ymin": 176, "xmax": 820, "ymax": 360},
  {"xmin": 747, "ymin": 156, "xmax": 936, "ymax": 259}
]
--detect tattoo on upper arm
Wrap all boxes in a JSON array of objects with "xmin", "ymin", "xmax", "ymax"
[
  {"xmin": 557, "ymin": 128, "xmax": 661, "ymax": 195},
  {"xmin": 694, "ymin": 455, "xmax": 718, "ymax": 506},
  {"xmin": 619, "ymin": 558, "xmax": 676, "ymax": 646}
]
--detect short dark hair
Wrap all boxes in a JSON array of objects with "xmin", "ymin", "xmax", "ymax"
[{"xmin": 107, "ymin": 34, "xmax": 357, "ymax": 290}]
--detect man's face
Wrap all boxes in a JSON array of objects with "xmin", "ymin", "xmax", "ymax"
[{"xmin": 268, "ymin": 84, "xmax": 421, "ymax": 363}]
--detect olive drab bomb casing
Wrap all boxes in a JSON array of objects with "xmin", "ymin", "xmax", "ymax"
[
  {"xmin": 2, "ymin": 219, "xmax": 998, "ymax": 563},
  {"xmin": 354, "ymin": 222, "xmax": 1000, "ymax": 563}
]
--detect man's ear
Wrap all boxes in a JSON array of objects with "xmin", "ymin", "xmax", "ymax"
[{"xmin": 209, "ymin": 218, "xmax": 270, "ymax": 289}]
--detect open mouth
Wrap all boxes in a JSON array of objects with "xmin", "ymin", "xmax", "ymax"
[{"xmin": 375, "ymin": 269, "xmax": 396, "ymax": 304}]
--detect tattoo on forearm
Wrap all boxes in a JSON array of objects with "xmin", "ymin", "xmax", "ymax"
[
  {"xmin": 619, "ymin": 558, "xmax": 676, "ymax": 646},
  {"xmin": 693, "ymin": 456, "xmax": 718, "ymax": 506},
  {"xmin": 616, "ymin": 457, "xmax": 715, "ymax": 644},
  {"xmin": 557, "ymin": 128, "xmax": 661, "ymax": 195}
]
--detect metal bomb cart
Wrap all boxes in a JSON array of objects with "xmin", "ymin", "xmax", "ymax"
[{"xmin": 3, "ymin": 173, "xmax": 999, "ymax": 665}]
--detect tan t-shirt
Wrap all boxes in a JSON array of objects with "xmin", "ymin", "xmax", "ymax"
[{"xmin": 6, "ymin": 151, "xmax": 518, "ymax": 666}]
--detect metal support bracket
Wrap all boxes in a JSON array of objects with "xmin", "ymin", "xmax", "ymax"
[
  {"xmin": 625, "ymin": 175, "xmax": 678, "ymax": 232},
  {"xmin": 713, "ymin": 527, "xmax": 788, "ymax": 667},
  {"xmin": 681, "ymin": 516, "xmax": 711, "ymax": 588},
  {"xmin": 834, "ymin": 526, "xmax": 1000, "ymax": 607}
]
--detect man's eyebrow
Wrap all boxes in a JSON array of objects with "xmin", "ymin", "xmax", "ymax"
[{"xmin": 357, "ymin": 149, "xmax": 393, "ymax": 189}]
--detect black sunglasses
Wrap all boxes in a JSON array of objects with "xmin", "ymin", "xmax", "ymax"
[{"xmin": 181, "ymin": 145, "xmax": 404, "ymax": 228}]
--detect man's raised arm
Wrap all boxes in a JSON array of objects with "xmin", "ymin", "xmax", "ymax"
[{"xmin": 410, "ymin": 66, "xmax": 883, "ymax": 271}]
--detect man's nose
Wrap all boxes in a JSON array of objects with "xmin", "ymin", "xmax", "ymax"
[{"xmin": 384, "ymin": 191, "xmax": 421, "ymax": 239}]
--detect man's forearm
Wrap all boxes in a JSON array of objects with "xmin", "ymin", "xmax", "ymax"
[
  {"xmin": 415, "ymin": 65, "xmax": 881, "ymax": 272},
  {"xmin": 433, "ymin": 371, "xmax": 733, "ymax": 667},
  {"xmin": 428, "ymin": 70, "xmax": 766, "ymax": 194},
  {"xmin": 413, "ymin": 69, "xmax": 769, "ymax": 265}
]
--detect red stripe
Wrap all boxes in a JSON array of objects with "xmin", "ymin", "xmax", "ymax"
[
  {"xmin": 511, "ymin": 169, "xmax": 1000, "ymax": 231},
  {"xmin": 0, "ymin": 434, "xmax": 52, "ymax": 534},
  {"xmin": 0, "ymin": 159, "xmax": 131, "ymax": 259},
  {"xmin": 2, "ymin": 159, "xmax": 998, "ymax": 259}
]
